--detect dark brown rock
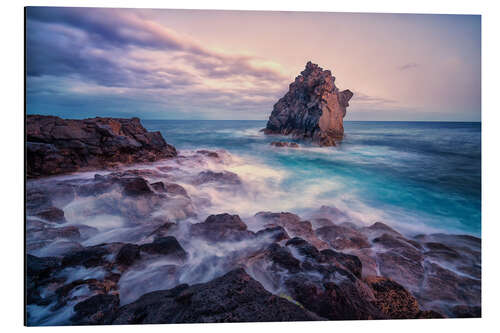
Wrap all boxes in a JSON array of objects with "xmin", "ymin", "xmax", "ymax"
[
  {"xmin": 364, "ymin": 276, "xmax": 420, "ymax": 319},
  {"xmin": 266, "ymin": 243, "xmax": 301, "ymax": 273},
  {"xmin": 316, "ymin": 224, "xmax": 370, "ymax": 250},
  {"xmin": 190, "ymin": 214, "xmax": 254, "ymax": 242},
  {"xmin": 61, "ymin": 246, "xmax": 110, "ymax": 268},
  {"xmin": 373, "ymin": 233, "xmax": 423, "ymax": 262},
  {"xmin": 72, "ymin": 294, "xmax": 120, "ymax": 325},
  {"xmin": 451, "ymin": 305, "xmax": 481, "ymax": 318},
  {"xmin": 416, "ymin": 310, "xmax": 445, "ymax": 319},
  {"xmin": 320, "ymin": 249, "xmax": 363, "ymax": 278},
  {"xmin": 264, "ymin": 62, "xmax": 353, "ymax": 146},
  {"xmin": 284, "ymin": 274, "xmax": 382, "ymax": 320},
  {"xmin": 33, "ymin": 206, "xmax": 66, "ymax": 223},
  {"xmin": 30, "ymin": 226, "xmax": 81, "ymax": 241},
  {"xmin": 377, "ymin": 251, "xmax": 425, "ymax": 290},
  {"xmin": 110, "ymin": 268, "xmax": 320, "ymax": 324},
  {"xmin": 120, "ymin": 177, "xmax": 153, "ymax": 196},
  {"xmin": 140, "ymin": 236, "xmax": 187, "ymax": 262},
  {"xmin": 27, "ymin": 254, "xmax": 60, "ymax": 280},
  {"xmin": 286, "ymin": 237, "xmax": 322, "ymax": 261},
  {"xmin": 255, "ymin": 212, "xmax": 328, "ymax": 250},
  {"xmin": 115, "ymin": 244, "xmax": 141, "ymax": 267},
  {"xmin": 255, "ymin": 226, "xmax": 290, "ymax": 242},
  {"xmin": 270, "ymin": 141, "xmax": 299, "ymax": 148},
  {"xmin": 27, "ymin": 115, "xmax": 177, "ymax": 178},
  {"xmin": 196, "ymin": 150, "xmax": 220, "ymax": 158}
]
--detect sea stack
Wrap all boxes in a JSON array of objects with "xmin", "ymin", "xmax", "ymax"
[{"xmin": 263, "ymin": 62, "xmax": 353, "ymax": 146}]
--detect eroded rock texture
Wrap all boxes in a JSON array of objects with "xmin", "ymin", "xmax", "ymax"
[
  {"xmin": 27, "ymin": 115, "xmax": 177, "ymax": 177},
  {"xmin": 264, "ymin": 62, "xmax": 353, "ymax": 146}
]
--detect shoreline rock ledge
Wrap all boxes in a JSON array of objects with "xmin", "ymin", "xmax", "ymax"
[
  {"xmin": 27, "ymin": 115, "xmax": 177, "ymax": 178},
  {"xmin": 263, "ymin": 62, "xmax": 353, "ymax": 146}
]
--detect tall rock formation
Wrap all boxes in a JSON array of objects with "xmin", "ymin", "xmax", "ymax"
[
  {"xmin": 264, "ymin": 62, "xmax": 353, "ymax": 146},
  {"xmin": 27, "ymin": 115, "xmax": 177, "ymax": 178}
]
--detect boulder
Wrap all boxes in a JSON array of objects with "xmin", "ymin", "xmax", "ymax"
[
  {"xmin": 115, "ymin": 244, "xmax": 141, "ymax": 267},
  {"xmin": 110, "ymin": 268, "xmax": 321, "ymax": 324},
  {"xmin": 140, "ymin": 236, "xmax": 187, "ymax": 262},
  {"xmin": 284, "ymin": 274, "xmax": 382, "ymax": 320},
  {"xmin": 193, "ymin": 170, "xmax": 242, "ymax": 186},
  {"xmin": 190, "ymin": 214, "xmax": 254, "ymax": 242},
  {"xmin": 27, "ymin": 115, "xmax": 177, "ymax": 178},
  {"xmin": 27, "ymin": 254, "xmax": 60, "ymax": 280},
  {"xmin": 255, "ymin": 226, "xmax": 290, "ymax": 242},
  {"xmin": 61, "ymin": 246, "xmax": 110, "ymax": 268},
  {"xmin": 196, "ymin": 150, "xmax": 220, "ymax": 158},
  {"xmin": 254, "ymin": 212, "xmax": 328, "ymax": 250},
  {"xmin": 32, "ymin": 206, "xmax": 66, "ymax": 223},
  {"xmin": 263, "ymin": 62, "xmax": 353, "ymax": 146}
]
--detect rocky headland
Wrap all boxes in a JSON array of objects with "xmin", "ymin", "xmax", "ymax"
[
  {"xmin": 25, "ymin": 116, "xmax": 481, "ymax": 325},
  {"xmin": 27, "ymin": 115, "xmax": 177, "ymax": 178},
  {"xmin": 263, "ymin": 62, "xmax": 353, "ymax": 146}
]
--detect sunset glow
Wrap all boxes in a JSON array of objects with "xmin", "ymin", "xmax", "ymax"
[{"xmin": 26, "ymin": 7, "xmax": 481, "ymax": 121}]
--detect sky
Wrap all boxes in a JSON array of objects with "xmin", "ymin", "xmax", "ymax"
[{"xmin": 26, "ymin": 7, "xmax": 481, "ymax": 121}]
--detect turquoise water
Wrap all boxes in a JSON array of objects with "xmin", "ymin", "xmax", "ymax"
[{"xmin": 143, "ymin": 120, "xmax": 481, "ymax": 236}]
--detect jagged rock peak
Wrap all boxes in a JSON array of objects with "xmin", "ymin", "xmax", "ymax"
[{"xmin": 263, "ymin": 61, "xmax": 353, "ymax": 146}]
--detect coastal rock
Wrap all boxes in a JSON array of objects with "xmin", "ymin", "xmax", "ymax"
[
  {"xmin": 110, "ymin": 268, "xmax": 321, "ymax": 324},
  {"xmin": 190, "ymin": 213, "xmax": 255, "ymax": 242},
  {"xmin": 139, "ymin": 236, "xmax": 187, "ymax": 262},
  {"xmin": 283, "ymin": 274, "xmax": 382, "ymax": 320},
  {"xmin": 193, "ymin": 170, "xmax": 242, "ymax": 186},
  {"xmin": 61, "ymin": 246, "xmax": 110, "ymax": 268},
  {"xmin": 27, "ymin": 115, "xmax": 177, "ymax": 178},
  {"xmin": 320, "ymin": 249, "xmax": 363, "ymax": 278},
  {"xmin": 364, "ymin": 276, "xmax": 420, "ymax": 319},
  {"xmin": 254, "ymin": 212, "xmax": 329, "ymax": 250},
  {"xmin": 72, "ymin": 294, "xmax": 120, "ymax": 325},
  {"xmin": 263, "ymin": 62, "xmax": 353, "ymax": 146},
  {"xmin": 270, "ymin": 141, "xmax": 299, "ymax": 148},
  {"xmin": 316, "ymin": 224, "xmax": 371, "ymax": 250},
  {"xmin": 32, "ymin": 206, "xmax": 66, "ymax": 223},
  {"xmin": 266, "ymin": 243, "xmax": 302, "ymax": 273},
  {"xmin": 115, "ymin": 244, "xmax": 141, "ymax": 267}
]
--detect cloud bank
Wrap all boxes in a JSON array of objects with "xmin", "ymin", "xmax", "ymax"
[{"xmin": 26, "ymin": 7, "xmax": 290, "ymax": 119}]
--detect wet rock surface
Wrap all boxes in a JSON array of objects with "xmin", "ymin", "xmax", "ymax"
[
  {"xmin": 110, "ymin": 268, "xmax": 321, "ymax": 324},
  {"xmin": 25, "ymin": 148, "xmax": 481, "ymax": 325},
  {"xmin": 270, "ymin": 141, "xmax": 300, "ymax": 148},
  {"xmin": 263, "ymin": 62, "xmax": 353, "ymax": 146},
  {"xmin": 27, "ymin": 115, "xmax": 177, "ymax": 178}
]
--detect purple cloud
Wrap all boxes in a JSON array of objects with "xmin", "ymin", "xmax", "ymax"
[{"xmin": 26, "ymin": 7, "xmax": 289, "ymax": 119}]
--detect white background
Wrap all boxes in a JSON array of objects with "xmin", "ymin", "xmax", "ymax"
[{"xmin": 1, "ymin": 0, "xmax": 498, "ymax": 331}]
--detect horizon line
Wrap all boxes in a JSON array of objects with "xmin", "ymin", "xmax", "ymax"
[{"xmin": 141, "ymin": 119, "xmax": 482, "ymax": 123}]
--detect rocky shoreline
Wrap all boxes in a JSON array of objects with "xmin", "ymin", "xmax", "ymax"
[
  {"xmin": 27, "ymin": 115, "xmax": 177, "ymax": 178},
  {"xmin": 25, "ymin": 117, "xmax": 481, "ymax": 325}
]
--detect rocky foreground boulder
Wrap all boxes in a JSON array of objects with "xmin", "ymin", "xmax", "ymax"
[
  {"xmin": 27, "ymin": 115, "xmax": 177, "ymax": 177},
  {"xmin": 263, "ymin": 62, "xmax": 353, "ymax": 146},
  {"xmin": 108, "ymin": 268, "xmax": 321, "ymax": 324}
]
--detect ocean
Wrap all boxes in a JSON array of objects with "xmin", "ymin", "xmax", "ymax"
[{"xmin": 143, "ymin": 120, "xmax": 481, "ymax": 237}]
